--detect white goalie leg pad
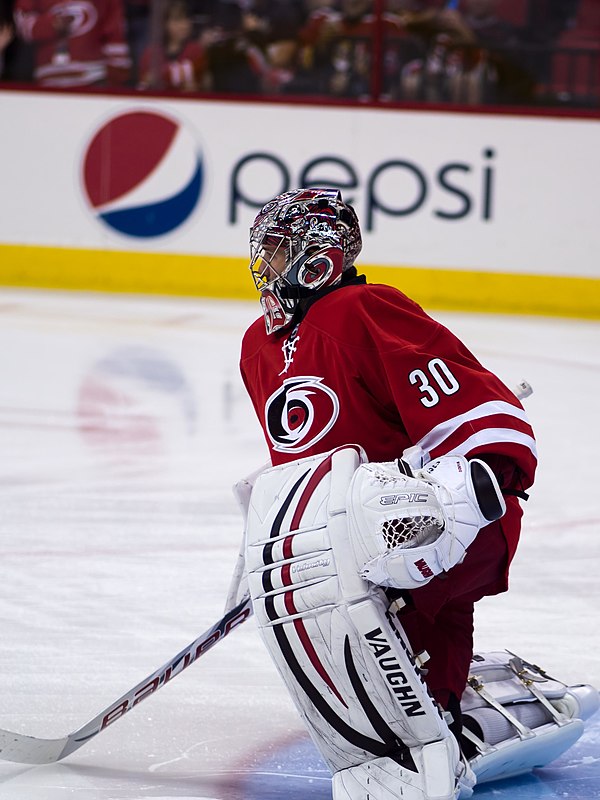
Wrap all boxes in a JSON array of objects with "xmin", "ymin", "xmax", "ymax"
[
  {"xmin": 245, "ymin": 445, "xmax": 461, "ymax": 796},
  {"xmin": 459, "ymin": 650, "xmax": 599, "ymax": 790},
  {"xmin": 333, "ymin": 738, "xmax": 463, "ymax": 800},
  {"xmin": 225, "ymin": 462, "xmax": 271, "ymax": 613},
  {"xmin": 347, "ymin": 456, "xmax": 505, "ymax": 590}
]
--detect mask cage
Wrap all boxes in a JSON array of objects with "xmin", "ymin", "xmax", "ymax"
[{"xmin": 249, "ymin": 232, "xmax": 293, "ymax": 292}]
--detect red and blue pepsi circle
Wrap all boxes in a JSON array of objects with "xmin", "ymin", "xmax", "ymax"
[{"xmin": 81, "ymin": 110, "xmax": 203, "ymax": 238}]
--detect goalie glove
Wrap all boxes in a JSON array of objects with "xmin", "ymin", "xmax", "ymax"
[{"xmin": 346, "ymin": 455, "xmax": 506, "ymax": 590}]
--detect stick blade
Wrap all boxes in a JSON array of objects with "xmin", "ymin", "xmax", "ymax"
[{"xmin": 0, "ymin": 728, "xmax": 70, "ymax": 764}]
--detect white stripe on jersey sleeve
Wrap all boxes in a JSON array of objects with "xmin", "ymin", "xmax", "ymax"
[
  {"xmin": 436, "ymin": 427, "xmax": 538, "ymax": 460},
  {"xmin": 416, "ymin": 401, "xmax": 533, "ymax": 455}
]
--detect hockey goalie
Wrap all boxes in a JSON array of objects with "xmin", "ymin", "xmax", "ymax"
[
  {"xmin": 240, "ymin": 447, "xmax": 597, "ymax": 799},
  {"xmin": 234, "ymin": 188, "xmax": 599, "ymax": 799}
]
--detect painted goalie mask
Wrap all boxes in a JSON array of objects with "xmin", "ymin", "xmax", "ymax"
[{"xmin": 249, "ymin": 188, "xmax": 362, "ymax": 334}]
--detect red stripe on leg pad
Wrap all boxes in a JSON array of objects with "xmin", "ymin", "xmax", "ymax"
[
  {"xmin": 281, "ymin": 563, "xmax": 292, "ymax": 586},
  {"xmin": 290, "ymin": 455, "xmax": 333, "ymax": 531},
  {"xmin": 284, "ymin": 590, "xmax": 348, "ymax": 707}
]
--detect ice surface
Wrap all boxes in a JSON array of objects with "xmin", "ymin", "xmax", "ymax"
[{"xmin": 0, "ymin": 289, "xmax": 598, "ymax": 799}]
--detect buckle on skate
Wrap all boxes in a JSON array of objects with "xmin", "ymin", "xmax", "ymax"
[
  {"xmin": 508, "ymin": 655, "xmax": 571, "ymax": 726},
  {"xmin": 467, "ymin": 675, "xmax": 535, "ymax": 740}
]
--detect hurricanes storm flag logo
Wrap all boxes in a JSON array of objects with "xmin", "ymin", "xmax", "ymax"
[
  {"xmin": 81, "ymin": 110, "xmax": 203, "ymax": 237},
  {"xmin": 265, "ymin": 376, "xmax": 340, "ymax": 454}
]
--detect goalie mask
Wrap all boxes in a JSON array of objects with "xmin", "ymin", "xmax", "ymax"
[{"xmin": 249, "ymin": 188, "xmax": 362, "ymax": 335}]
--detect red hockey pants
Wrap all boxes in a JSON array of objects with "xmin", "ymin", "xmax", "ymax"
[{"xmin": 398, "ymin": 518, "xmax": 510, "ymax": 708}]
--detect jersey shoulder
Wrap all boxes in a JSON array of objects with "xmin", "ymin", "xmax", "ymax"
[
  {"xmin": 241, "ymin": 281, "xmax": 439, "ymax": 357},
  {"xmin": 305, "ymin": 281, "xmax": 439, "ymax": 349}
]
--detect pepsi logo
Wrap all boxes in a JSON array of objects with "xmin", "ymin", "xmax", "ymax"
[{"xmin": 81, "ymin": 110, "xmax": 203, "ymax": 238}]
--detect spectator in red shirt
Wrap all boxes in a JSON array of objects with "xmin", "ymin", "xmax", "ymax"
[
  {"xmin": 138, "ymin": 0, "xmax": 206, "ymax": 91},
  {"xmin": 14, "ymin": 0, "xmax": 131, "ymax": 87}
]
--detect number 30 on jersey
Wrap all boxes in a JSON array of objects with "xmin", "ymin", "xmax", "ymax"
[{"xmin": 409, "ymin": 358, "xmax": 460, "ymax": 407}]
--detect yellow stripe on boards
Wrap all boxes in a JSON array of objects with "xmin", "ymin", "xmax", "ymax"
[
  {"xmin": 362, "ymin": 265, "xmax": 600, "ymax": 320},
  {"xmin": 0, "ymin": 244, "xmax": 255, "ymax": 300},
  {"xmin": 0, "ymin": 244, "xmax": 598, "ymax": 319}
]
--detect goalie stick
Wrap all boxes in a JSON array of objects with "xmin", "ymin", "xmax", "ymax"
[
  {"xmin": 0, "ymin": 594, "xmax": 252, "ymax": 765},
  {"xmin": 0, "ymin": 379, "xmax": 533, "ymax": 766}
]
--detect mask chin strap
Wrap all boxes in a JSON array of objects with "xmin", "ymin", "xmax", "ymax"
[{"xmin": 277, "ymin": 283, "xmax": 314, "ymax": 300}]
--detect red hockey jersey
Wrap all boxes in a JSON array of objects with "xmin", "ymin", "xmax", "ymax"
[
  {"xmin": 240, "ymin": 280, "xmax": 537, "ymax": 565},
  {"xmin": 138, "ymin": 40, "xmax": 206, "ymax": 91},
  {"xmin": 14, "ymin": 0, "xmax": 131, "ymax": 87}
]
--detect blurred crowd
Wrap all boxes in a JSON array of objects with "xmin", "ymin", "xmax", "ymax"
[{"xmin": 0, "ymin": 0, "xmax": 598, "ymax": 106}]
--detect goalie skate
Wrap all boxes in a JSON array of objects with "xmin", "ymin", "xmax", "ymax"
[{"xmin": 459, "ymin": 650, "xmax": 599, "ymax": 790}]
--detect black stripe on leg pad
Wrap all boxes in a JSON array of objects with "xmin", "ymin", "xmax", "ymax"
[
  {"xmin": 272, "ymin": 623, "xmax": 392, "ymax": 757},
  {"xmin": 270, "ymin": 470, "xmax": 310, "ymax": 538},
  {"xmin": 343, "ymin": 636, "xmax": 416, "ymax": 770},
  {"xmin": 262, "ymin": 470, "xmax": 309, "ymax": 564},
  {"xmin": 262, "ymin": 541, "xmax": 275, "ymax": 565},
  {"xmin": 262, "ymin": 568, "xmax": 274, "ymax": 594},
  {"xmin": 265, "ymin": 595, "xmax": 277, "ymax": 622}
]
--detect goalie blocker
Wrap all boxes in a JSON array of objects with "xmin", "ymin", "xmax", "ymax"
[{"xmin": 244, "ymin": 446, "xmax": 598, "ymax": 800}]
